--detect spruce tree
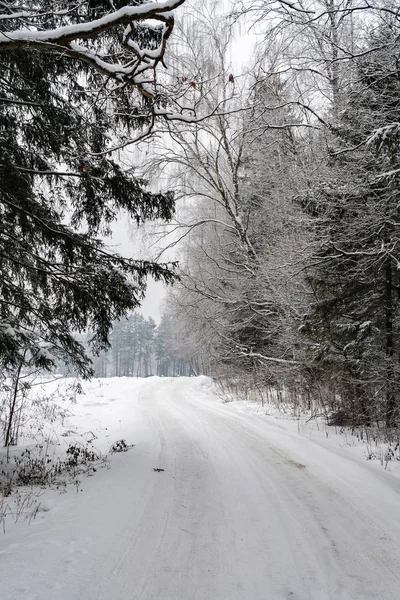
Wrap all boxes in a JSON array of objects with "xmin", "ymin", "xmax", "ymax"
[
  {"xmin": 302, "ymin": 20, "xmax": 400, "ymax": 425},
  {"xmin": 0, "ymin": 2, "xmax": 179, "ymax": 376}
]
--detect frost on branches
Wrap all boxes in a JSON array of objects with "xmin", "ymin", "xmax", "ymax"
[
  {"xmin": 0, "ymin": 1, "xmax": 187, "ymax": 377},
  {"xmin": 0, "ymin": 1, "xmax": 185, "ymax": 102}
]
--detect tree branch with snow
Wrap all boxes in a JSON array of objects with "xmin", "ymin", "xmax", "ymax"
[{"xmin": 0, "ymin": 1, "xmax": 186, "ymax": 101}]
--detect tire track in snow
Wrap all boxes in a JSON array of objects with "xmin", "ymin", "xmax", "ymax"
[{"xmin": 1, "ymin": 376, "xmax": 399, "ymax": 600}]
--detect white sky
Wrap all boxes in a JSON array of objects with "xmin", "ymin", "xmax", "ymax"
[{"xmin": 105, "ymin": 213, "xmax": 167, "ymax": 323}]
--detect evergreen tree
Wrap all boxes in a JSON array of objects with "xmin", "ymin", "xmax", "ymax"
[
  {"xmin": 0, "ymin": 2, "xmax": 178, "ymax": 376},
  {"xmin": 155, "ymin": 313, "xmax": 191, "ymax": 377},
  {"xmin": 301, "ymin": 20, "xmax": 400, "ymax": 425},
  {"xmin": 90, "ymin": 312, "xmax": 157, "ymax": 377}
]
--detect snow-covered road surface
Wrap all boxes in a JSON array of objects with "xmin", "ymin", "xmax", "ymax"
[{"xmin": 1, "ymin": 377, "xmax": 400, "ymax": 600}]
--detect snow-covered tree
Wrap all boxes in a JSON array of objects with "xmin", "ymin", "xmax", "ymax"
[
  {"xmin": 0, "ymin": 1, "xmax": 188, "ymax": 375},
  {"xmin": 301, "ymin": 17, "xmax": 400, "ymax": 425},
  {"xmin": 148, "ymin": 6, "xmax": 308, "ymax": 391}
]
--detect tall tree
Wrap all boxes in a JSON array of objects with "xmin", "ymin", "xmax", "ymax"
[
  {"xmin": 0, "ymin": 1, "xmax": 187, "ymax": 375},
  {"xmin": 147, "ymin": 5, "xmax": 307, "ymax": 388},
  {"xmin": 301, "ymin": 18, "xmax": 400, "ymax": 425}
]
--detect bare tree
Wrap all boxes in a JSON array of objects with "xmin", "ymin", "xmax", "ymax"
[{"xmin": 147, "ymin": 4, "xmax": 311, "ymax": 394}]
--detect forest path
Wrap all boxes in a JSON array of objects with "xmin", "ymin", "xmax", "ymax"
[{"xmin": 1, "ymin": 376, "xmax": 399, "ymax": 600}]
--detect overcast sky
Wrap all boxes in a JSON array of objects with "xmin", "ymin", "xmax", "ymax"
[{"xmin": 105, "ymin": 213, "xmax": 167, "ymax": 323}]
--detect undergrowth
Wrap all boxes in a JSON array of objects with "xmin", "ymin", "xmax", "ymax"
[
  {"xmin": 0, "ymin": 436, "xmax": 109, "ymax": 531},
  {"xmin": 215, "ymin": 377, "xmax": 400, "ymax": 471}
]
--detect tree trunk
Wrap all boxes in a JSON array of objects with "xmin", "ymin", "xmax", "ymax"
[
  {"xmin": 4, "ymin": 360, "xmax": 23, "ymax": 447},
  {"xmin": 385, "ymin": 259, "xmax": 396, "ymax": 427}
]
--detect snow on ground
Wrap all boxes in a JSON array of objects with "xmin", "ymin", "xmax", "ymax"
[
  {"xmin": 1, "ymin": 376, "xmax": 400, "ymax": 600},
  {"xmin": 216, "ymin": 385, "xmax": 400, "ymax": 480}
]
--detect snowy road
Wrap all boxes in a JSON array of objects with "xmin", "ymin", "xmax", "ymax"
[{"xmin": 1, "ymin": 377, "xmax": 400, "ymax": 599}]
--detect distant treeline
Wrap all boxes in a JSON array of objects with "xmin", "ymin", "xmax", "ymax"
[{"xmin": 85, "ymin": 312, "xmax": 193, "ymax": 378}]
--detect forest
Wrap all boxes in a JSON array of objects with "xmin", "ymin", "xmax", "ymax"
[
  {"xmin": 85, "ymin": 312, "xmax": 192, "ymax": 378},
  {"xmin": 0, "ymin": 0, "xmax": 400, "ymax": 448},
  {"xmin": 152, "ymin": 0, "xmax": 400, "ymax": 430},
  {"xmin": 1, "ymin": 3, "xmax": 400, "ymax": 596}
]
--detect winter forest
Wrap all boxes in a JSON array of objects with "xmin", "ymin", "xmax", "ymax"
[
  {"xmin": 83, "ymin": 313, "xmax": 192, "ymax": 378},
  {"xmin": 1, "ymin": 1, "xmax": 400, "ymax": 598},
  {"xmin": 1, "ymin": 0, "xmax": 399, "ymax": 433},
  {"xmin": 154, "ymin": 0, "xmax": 400, "ymax": 431}
]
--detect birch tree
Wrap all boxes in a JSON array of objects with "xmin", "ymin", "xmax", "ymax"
[{"xmin": 150, "ymin": 4, "xmax": 309, "ymax": 390}]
